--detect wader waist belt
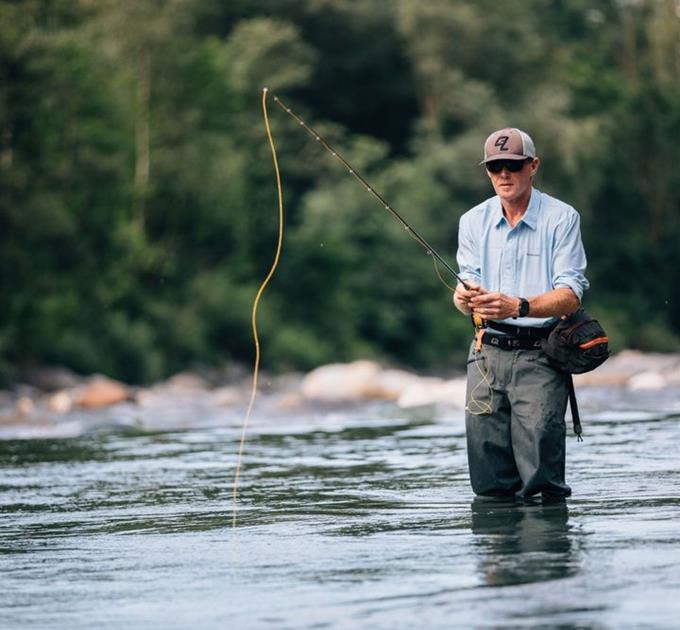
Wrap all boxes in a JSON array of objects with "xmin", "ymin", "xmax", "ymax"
[
  {"xmin": 486, "ymin": 321, "xmax": 555, "ymax": 340},
  {"xmin": 481, "ymin": 331, "xmax": 544, "ymax": 350}
]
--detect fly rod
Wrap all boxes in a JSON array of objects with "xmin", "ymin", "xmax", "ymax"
[
  {"xmin": 233, "ymin": 90, "xmax": 476, "ymax": 528},
  {"xmin": 271, "ymin": 94, "xmax": 471, "ymax": 291}
]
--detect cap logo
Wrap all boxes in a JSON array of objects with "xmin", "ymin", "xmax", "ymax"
[{"xmin": 494, "ymin": 135, "xmax": 510, "ymax": 152}]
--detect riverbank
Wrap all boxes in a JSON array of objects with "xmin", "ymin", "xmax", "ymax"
[{"xmin": 1, "ymin": 350, "xmax": 679, "ymax": 440}]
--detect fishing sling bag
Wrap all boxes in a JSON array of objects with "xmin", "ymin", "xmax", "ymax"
[
  {"xmin": 541, "ymin": 308, "xmax": 610, "ymax": 440},
  {"xmin": 541, "ymin": 308, "xmax": 610, "ymax": 374}
]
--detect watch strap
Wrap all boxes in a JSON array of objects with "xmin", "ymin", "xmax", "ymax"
[{"xmin": 518, "ymin": 297, "xmax": 530, "ymax": 318}]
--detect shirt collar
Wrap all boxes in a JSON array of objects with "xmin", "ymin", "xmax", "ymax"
[{"xmin": 493, "ymin": 187, "xmax": 540, "ymax": 230}]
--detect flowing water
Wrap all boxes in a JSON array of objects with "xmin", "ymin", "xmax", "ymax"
[{"xmin": 2, "ymin": 389, "xmax": 680, "ymax": 629}]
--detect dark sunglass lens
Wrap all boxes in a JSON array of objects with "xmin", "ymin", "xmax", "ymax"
[{"xmin": 486, "ymin": 159, "xmax": 530, "ymax": 173}]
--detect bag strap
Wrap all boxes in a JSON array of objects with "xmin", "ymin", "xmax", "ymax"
[{"xmin": 566, "ymin": 373, "xmax": 583, "ymax": 441}]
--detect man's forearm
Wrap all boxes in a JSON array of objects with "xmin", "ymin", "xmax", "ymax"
[
  {"xmin": 527, "ymin": 287, "xmax": 580, "ymax": 318},
  {"xmin": 467, "ymin": 286, "xmax": 579, "ymax": 321}
]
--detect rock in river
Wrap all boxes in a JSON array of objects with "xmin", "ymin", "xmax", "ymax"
[{"xmin": 75, "ymin": 376, "xmax": 130, "ymax": 409}]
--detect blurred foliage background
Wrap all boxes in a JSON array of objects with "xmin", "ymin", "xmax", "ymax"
[{"xmin": 1, "ymin": 0, "xmax": 679, "ymax": 384}]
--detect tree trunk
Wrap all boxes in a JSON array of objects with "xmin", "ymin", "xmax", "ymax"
[
  {"xmin": 620, "ymin": 8, "xmax": 639, "ymax": 87},
  {"xmin": 133, "ymin": 47, "xmax": 150, "ymax": 232}
]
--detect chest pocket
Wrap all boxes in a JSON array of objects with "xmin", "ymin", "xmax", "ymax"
[{"xmin": 518, "ymin": 248, "xmax": 550, "ymax": 295}]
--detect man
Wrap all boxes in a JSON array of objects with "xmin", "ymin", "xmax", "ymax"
[{"xmin": 453, "ymin": 127, "xmax": 588, "ymax": 500}]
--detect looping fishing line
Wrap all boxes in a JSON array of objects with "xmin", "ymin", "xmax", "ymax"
[
  {"xmin": 431, "ymin": 257, "xmax": 458, "ymax": 293},
  {"xmin": 421, "ymin": 240, "xmax": 493, "ymax": 415},
  {"xmin": 466, "ymin": 352, "xmax": 494, "ymax": 415},
  {"xmin": 402, "ymin": 205, "xmax": 493, "ymax": 415},
  {"xmin": 231, "ymin": 88, "xmax": 284, "ymax": 528}
]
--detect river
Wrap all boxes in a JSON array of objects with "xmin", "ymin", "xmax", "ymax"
[{"xmin": 2, "ymin": 387, "xmax": 680, "ymax": 628}]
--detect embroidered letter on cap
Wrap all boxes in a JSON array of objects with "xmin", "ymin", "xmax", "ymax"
[{"xmin": 494, "ymin": 136, "xmax": 509, "ymax": 152}]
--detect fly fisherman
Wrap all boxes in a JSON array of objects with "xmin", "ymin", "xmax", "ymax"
[{"xmin": 453, "ymin": 128, "xmax": 589, "ymax": 500}]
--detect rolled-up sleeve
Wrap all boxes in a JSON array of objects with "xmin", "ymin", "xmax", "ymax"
[
  {"xmin": 456, "ymin": 214, "xmax": 481, "ymax": 286},
  {"xmin": 552, "ymin": 210, "xmax": 589, "ymax": 301}
]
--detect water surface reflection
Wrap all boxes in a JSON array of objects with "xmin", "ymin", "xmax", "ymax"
[{"xmin": 471, "ymin": 498, "xmax": 580, "ymax": 587}]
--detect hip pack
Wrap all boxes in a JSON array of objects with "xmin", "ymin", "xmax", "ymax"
[{"xmin": 541, "ymin": 308, "xmax": 610, "ymax": 374}]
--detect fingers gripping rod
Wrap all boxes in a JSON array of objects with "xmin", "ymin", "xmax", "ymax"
[{"xmin": 271, "ymin": 93, "xmax": 470, "ymax": 291}]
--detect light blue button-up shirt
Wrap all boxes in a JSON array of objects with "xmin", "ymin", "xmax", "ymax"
[{"xmin": 456, "ymin": 187, "xmax": 589, "ymax": 328}]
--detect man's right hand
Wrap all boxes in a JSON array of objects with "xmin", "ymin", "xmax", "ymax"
[{"xmin": 453, "ymin": 281, "xmax": 485, "ymax": 315}]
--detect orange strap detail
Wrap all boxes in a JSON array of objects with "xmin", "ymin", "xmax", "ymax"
[
  {"xmin": 474, "ymin": 327, "xmax": 485, "ymax": 353},
  {"xmin": 579, "ymin": 336, "xmax": 609, "ymax": 350}
]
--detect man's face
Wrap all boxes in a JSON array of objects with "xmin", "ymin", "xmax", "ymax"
[{"xmin": 486, "ymin": 158, "xmax": 539, "ymax": 205}]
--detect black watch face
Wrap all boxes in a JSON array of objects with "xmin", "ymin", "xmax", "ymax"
[{"xmin": 520, "ymin": 299, "xmax": 530, "ymax": 317}]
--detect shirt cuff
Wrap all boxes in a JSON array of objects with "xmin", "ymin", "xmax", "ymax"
[
  {"xmin": 458, "ymin": 273, "xmax": 481, "ymax": 286},
  {"xmin": 554, "ymin": 280, "xmax": 584, "ymax": 302}
]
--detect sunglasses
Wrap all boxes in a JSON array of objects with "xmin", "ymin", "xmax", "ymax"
[{"xmin": 485, "ymin": 158, "xmax": 533, "ymax": 174}]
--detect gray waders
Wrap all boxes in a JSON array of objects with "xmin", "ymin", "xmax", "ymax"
[{"xmin": 465, "ymin": 340, "xmax": 571, "ymax": 499}]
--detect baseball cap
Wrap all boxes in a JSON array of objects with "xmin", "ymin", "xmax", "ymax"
[{"xmin": 480, "ymin": 128, "xmax": 536, "ymax": 164}]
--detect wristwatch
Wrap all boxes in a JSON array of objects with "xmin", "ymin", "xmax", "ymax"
[{"xmin": 516, "ymin": 297, "xmax": 530, "ymax": 318}]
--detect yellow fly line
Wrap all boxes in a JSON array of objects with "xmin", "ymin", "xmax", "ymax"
[
  {"xmin": 231, "ymin": 88, "xmax": 284, "ymax": 528},
  {"xmin": 232, "ymin": 88, "xmax": 492, "ymax": 526}
]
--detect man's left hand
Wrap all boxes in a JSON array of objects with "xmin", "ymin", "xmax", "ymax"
[{"xmin": 469, "ymin": 292, "xmax": 520, "ymax": 320}]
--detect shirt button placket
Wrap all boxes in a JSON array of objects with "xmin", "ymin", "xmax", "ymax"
[
  {"xmin": 510, "ymin": 233, "xmax": 518, "ymax": 295},
  {"xmin": 503, "ymin": 231, "xmax": 514, "ymax": 294}
]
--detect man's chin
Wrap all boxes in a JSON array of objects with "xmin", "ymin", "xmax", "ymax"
[{"xmin": 497, "ymin": 189, "xmax": 517, "ymax": 201}]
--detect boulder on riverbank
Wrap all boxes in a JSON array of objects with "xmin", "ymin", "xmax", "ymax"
[
  {"xmin": 76, "ymin": 376, "xmax": 130, "ymax": 408},
  {"xmin": 300, "ymin": 360, "xmax": 467, "ymax": 408},
  {"xmin": 302, "ymin": 361, "xmax": 399, "ymax": 403},
  {"xmin": 573, "ymin": 350, "xmax": 680, "ymax": 389},
  {"xmin": 136, "ymin": 371, "xmax": 212, "ymax": 408},
  {"xmin": 45, "ymin": 375, "xmax": 131, "ymax": 413}
]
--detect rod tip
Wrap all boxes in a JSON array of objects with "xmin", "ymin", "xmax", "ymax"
[{"xmin": 262, "ymin": 87, "xmax": 269, "ymax": 93}]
